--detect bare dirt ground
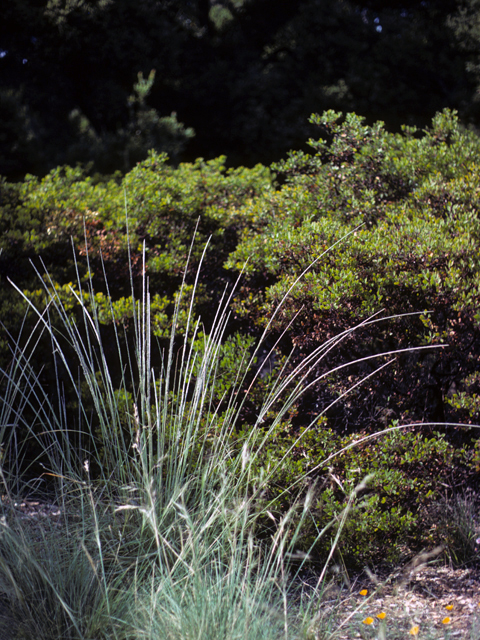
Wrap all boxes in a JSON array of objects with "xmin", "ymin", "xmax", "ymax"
[{"xmin": 316, "ymin": 564, "xmax": 480, "ymax": 638}]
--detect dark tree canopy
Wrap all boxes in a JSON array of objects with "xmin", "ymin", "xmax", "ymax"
[{"xmin": 1, "ymin": 0, "xmax": 480, "ymax": 177}]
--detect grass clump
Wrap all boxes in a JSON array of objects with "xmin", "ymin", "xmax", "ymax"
[
  {"xmin": 431, "ymin": 490, "xmax": 480, "ymax": 567},
  {"xmin": 0, "ymin": 242, "xmax": 374, "ymax": 640},
  {"xmin": 0, "ymin": 239, "xmax": 476, "ymax": 640}
]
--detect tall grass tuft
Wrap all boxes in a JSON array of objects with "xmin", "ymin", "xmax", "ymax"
[{"xmin": 0, "ymin": 239, "xmax": 443, "ymax": 640}]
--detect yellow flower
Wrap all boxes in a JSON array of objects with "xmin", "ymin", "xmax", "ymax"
[
  {"xmin": 409, "ymin": 626, "xmax": 420, "ymax": 635},
  {"xmin": 362, "ymin": 617, "xmax": 374, "ymax": 625},
  {"xmin": 376, "ymin": 612, "xmax": 386, "ymax": 620},
  {"xmin": 442, "ymin": 617, "xmax": 451, "ymax": 624},
  {"xmin": 445, "ymin": 604, "xmax": 454, "ymax": 611},
  {"xmin": 359, "ymin": 589, "xmax": 368, "ymax": 596}
]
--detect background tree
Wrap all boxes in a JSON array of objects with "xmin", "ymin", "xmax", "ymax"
[{"xmin": 0, "ymin": 0, "xmax": 479, "ymax": 177}]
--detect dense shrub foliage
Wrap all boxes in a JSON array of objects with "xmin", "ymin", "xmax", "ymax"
[
  {"xmin": 0, "ymin": 152, "xmax": 271, "ymax": 360},
  {"xmin": 1, "ymin": 109, "xmax": 480, "ymax": 568}
]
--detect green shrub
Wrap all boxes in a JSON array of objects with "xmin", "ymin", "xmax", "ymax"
[
  {"xmin": 0, "ymin": 154, "xmax": 272, "ymax": 462},
  {"xmin": 226, "ymin": 108, "xmax": 480, "ymax": 449},
  {"xmin": 2, "ymin": 107, "xmax": 480, "ymax": 578},
  {"xmin": 244, "ymin": 422, "xmax": 463, "ymax": 568}
]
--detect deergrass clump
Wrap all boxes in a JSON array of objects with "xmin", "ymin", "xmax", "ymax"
[
  {"xmin": 0, "ymin": 488, "xmax": 129, "ymax": 639},
  {"xmin": 432, "ymin": 491, "xmax": 480, "ymax": 567},
  {"xmin": 0, "ymin": 242, "xmax": 458, "ymax": 639},
  {"xmin": 0, "ymin": 246, "xmax": 326, "ymax": 639}
]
